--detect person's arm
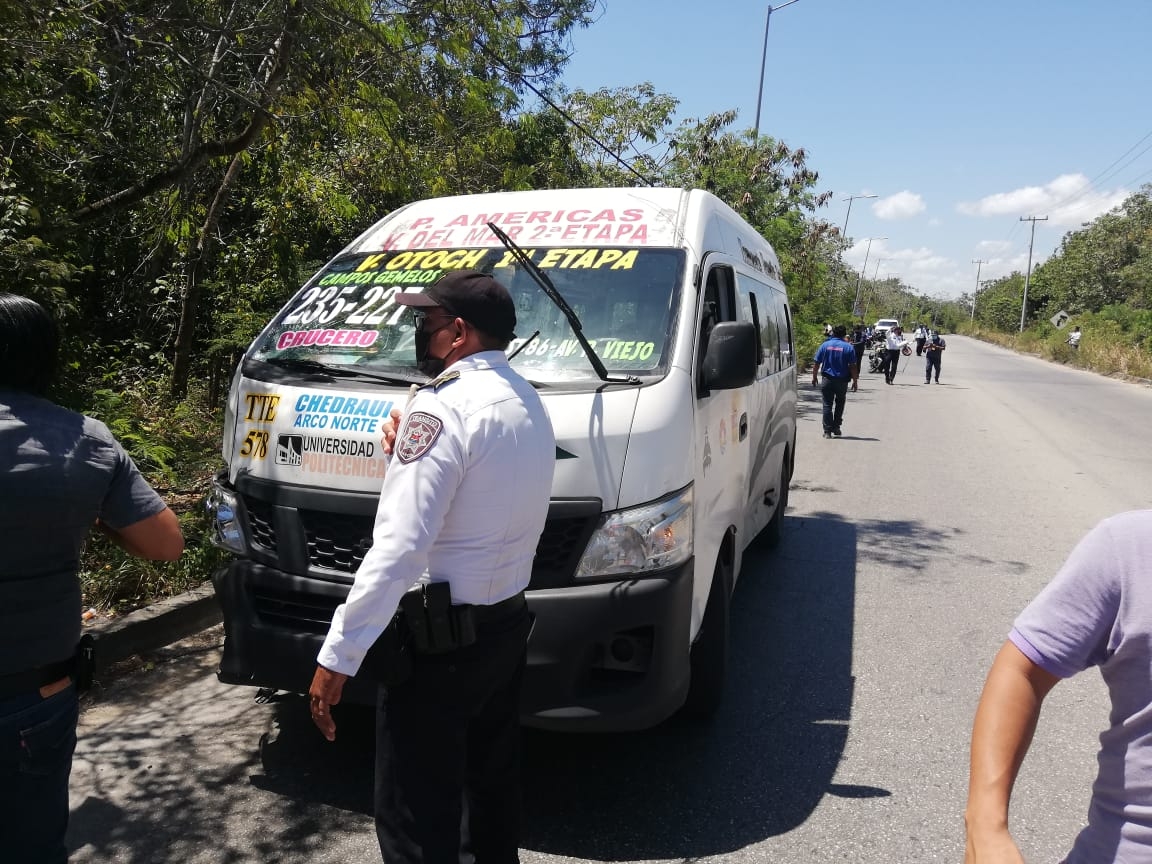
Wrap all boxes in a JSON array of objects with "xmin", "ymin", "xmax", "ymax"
[
  {"xmin": 964, "ymin": 640, "xmax": 1061, "ymax": 863},
  {"xmin": 98, "ymin": 507, "xmax": 184, "ymax": 560},
  {"xmin": 811, "ymin": 361, "xmax": 821, "ymax": 386}
]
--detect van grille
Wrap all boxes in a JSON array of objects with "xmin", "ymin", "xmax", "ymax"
[
  {"xmin": 245, "ymin": 499, "xmax": 278, "ymax": 550},
  {"xmin": 252, "ymin": 587, "xmax": 342, "ymax": 633},
  {"xmin": 299, "ymin": 509, "xmax": 375, "ymax": 573},
  {"xmin": 239, "ymin": 492, "xmax": 599, "ymax": 588}
]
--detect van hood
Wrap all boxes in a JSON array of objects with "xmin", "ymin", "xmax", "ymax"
[
  {"xmin": 540, "ymin": 388, "xmax": 641, "ymax": 511},
  {"xmin": 226, "ymin": 375, "xmax": 640, "ymax": 508}
]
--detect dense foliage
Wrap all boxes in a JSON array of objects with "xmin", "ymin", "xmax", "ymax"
[{"xmin": 966, "ymin": 186, "xmax": 1152, "ymax": 376}]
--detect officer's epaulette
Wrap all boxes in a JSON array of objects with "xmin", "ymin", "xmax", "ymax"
[{"xmin": 418, "ymin": 370, "xmax": 461, "ymax": 392}]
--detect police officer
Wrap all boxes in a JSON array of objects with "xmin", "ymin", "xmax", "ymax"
[
  {"xmin": 309, "ymin": 270, "xmax": 556, "ymax": 864},
  {"xmin": 924, "ymin": 330, "xmax": 946, "ymax": 383},
  {"xmin": 1, "ymin": 294, "xmax": 184, "ymax": 864}
]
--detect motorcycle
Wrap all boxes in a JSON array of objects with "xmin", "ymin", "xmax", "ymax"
[{"xmin": 867, "ymin": 336, "xmax": 912, "ymax": 374}]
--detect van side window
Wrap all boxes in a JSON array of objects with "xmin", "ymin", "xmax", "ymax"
[
  {"xmin": 777, "ymin": 300, "xmax": 794, "ymax": 368},
  {"xmin": 697, "ymin": 265, "xmax": 736, "ymax": 388},
  {"xmin": 760, "ymin": 293, "xmax": 780, "ymax": 372},
  {"xmin": 747, "ymin": 293, "xmax": 765, "ymax": 367}
]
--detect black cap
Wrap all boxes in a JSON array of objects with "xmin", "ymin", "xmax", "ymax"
[{"xmin": 395, "ymin": 270, "xmax": 516, "ymax": 340}]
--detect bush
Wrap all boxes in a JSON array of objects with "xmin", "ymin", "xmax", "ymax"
[{"xmin": 70, "ymin": 363, "xmax": 227, "ymax": 615}]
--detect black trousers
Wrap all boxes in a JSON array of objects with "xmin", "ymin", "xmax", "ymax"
[
  {"xmin": 820, "ymin": 375, "xmax": 849, "ymax": 432},
  {"xmin": 882, "ymin": 349, "xmax": 901, "ymax": 381},
  {"xmin": 375, "ymin": 606, "xmax": 531, "ymax": 864},
  {"xmin": 926, "ymin": 353, "xmax": 942, "ymax": 381}
]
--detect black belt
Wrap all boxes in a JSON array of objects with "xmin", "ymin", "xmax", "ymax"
[
  {"xmin": 468, "ymin": 591, "xmax": 526, "ymax": 624},
  {"xmin": 0, "ymin": 656, "xmax": 75, "ymax": 700}
]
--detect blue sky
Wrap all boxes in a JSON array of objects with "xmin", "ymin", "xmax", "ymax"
[{"xmin": 556, "ymin": 0, "xmax": 1152, "ymax": 299}]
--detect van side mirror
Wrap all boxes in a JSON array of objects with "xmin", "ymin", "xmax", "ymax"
[{"xmin": 701, "ymin": 321, "xmax": 757, "ymax": 391}]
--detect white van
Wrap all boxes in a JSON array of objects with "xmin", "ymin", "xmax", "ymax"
[{"xmin": 209, "ymin": 187, "xmax": 797, "ymax": 730}]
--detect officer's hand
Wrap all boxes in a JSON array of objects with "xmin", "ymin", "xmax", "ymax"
[
  {"xmin": 309, "ymin": 665, "xmax": 348, "ymax": 742},
  {"xmin": 381, "ymin": 407, "xmax": 403, "ymax": 456},
  {"xmin": 850, "ymin": 381, "xmax": 858, "ymax": 392}
]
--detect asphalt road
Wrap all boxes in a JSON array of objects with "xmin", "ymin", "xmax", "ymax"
[{"xmin": 68, "ymin": 336, "xmax": 1152, "ymax": 863}]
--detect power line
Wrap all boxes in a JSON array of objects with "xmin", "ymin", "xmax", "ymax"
[
  {"xmin": 1035, "ymin": 127, "xmax": 1152, "ymax": 216},
  {"xmin": 474, "ymin": 41, "xmax": 655, "ymax": 187}
]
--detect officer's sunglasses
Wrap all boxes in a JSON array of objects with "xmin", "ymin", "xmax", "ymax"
[{"xmin": 411, "ymin": 308, "xmax": 456, "ymax": 334}]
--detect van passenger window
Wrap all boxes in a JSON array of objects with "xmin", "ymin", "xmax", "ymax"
[{"xmin": 697, "ymin": 265, "xmax": 736, "ymax": 388}]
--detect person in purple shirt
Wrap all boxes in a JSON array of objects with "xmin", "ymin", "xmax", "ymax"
[
  {"xmin": 811, "ymin": 324, "xmax": 859, "ymax": 438},
  {"xmin": 965, "ymin": 510, "xmax": 1152, "ymax": 863}
]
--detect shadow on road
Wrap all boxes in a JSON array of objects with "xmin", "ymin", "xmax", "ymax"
[
  {"xmin": 67, "ymin": 514, "xmax": 885, "ymax": 862},
  {"xmin": 517, "ymin": 514, "xmax": 872, "ymax": 860}
]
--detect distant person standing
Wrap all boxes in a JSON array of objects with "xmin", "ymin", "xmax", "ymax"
[
  {"xmin": 850, "ymin": 325, "xmax": 867, "ymax": 369},
  {"xmin": 1066, "ymin": 325, "xmax": 1082, "ymax": 349},
  {"xmin": 913, "ymin": 323, "xmax": 928, "ymax": 356},
  {"xmin": 812, "ymin": 324, "xmax": 858, "ymax": 438},
  {"xmin": 924, "ymin": 331, "xmax": 946, "ymax": 383},
  {"xmin": 882, "ymin": 326, "xmax": 906, "ymax": 385}
]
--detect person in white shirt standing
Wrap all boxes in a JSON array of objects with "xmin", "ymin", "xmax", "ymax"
[
  {"xmin": 308, "ymin": 270, "xmax": 556, "ymax": 864},
  {"xmin": 883, "ymin": 326, "xmax": 907, "ymax": 384},
  {"xmin": 913, "ymin": 323, "xmax": 928, "ymax": 356},
  {"xmin": 1066, "ymin": 325, "xmax": 1082, "ymax": 349}
]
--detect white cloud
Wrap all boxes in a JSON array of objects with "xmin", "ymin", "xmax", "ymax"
[
  {"xmin": 873, "ymin": 191, "xmax": 926, "ymax": 220},
  {"xmin": 957, "ymin": 174, "xmax": 1129, "ymax": 227}
]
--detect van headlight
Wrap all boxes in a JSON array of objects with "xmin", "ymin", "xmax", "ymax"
[
  {"xmin": 575, "ymin": 486, "xmax": 693, "ymax": 579},
  {"xmin": 205, "ymin": 478, "xmax": 246, "ymax": 554}
]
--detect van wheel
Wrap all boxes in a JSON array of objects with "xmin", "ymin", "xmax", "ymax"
[
  {"xmin": 682, "ymin": 557, "xmax": 730, "ymax": 719},
  {"xmin": 761, "ymin": 457, "xmax": 790, "ymax": 548}
]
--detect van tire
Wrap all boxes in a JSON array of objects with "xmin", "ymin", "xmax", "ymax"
[
  {"xmin": 682, "ymin": 557, "xmax": 730, "ymax": 719},
  {"xmin": 762, "ymin": 457, "xmax": 790, "ymax": 548}
]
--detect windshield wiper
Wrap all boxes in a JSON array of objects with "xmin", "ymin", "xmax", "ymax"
[
  {"xmin": 486, "ymin": 222, "xmax": 641, "ymax": 386},
  {"xmin": 259, "ymin": 356, "xmax": 426, "ymax": 386}
]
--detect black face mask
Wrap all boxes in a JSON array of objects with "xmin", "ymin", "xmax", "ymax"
[{"xmin": 414, "ymin": 318, "xmax": 454, "ymax": 377}]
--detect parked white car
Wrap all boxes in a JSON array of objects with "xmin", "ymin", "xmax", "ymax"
[{"xmin": 874, "ymin": 318, "xmax": 900, "ymax": 334}]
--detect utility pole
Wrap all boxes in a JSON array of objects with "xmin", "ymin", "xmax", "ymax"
[
  {"xmin": 1018, "ymin": 216, "xmax": 1048, "ymax": 332},
  {"xmin": 970, "ymin": 259, "xmax": 987, "ymax": 321}
]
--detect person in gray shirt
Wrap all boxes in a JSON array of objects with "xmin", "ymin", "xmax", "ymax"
[{"xmin": 0, "ymin": 293, "xmax": 184, "ymax": 864}]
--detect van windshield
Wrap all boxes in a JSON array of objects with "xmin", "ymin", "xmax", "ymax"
[{"xmin": 249, "ymin": 247, "xmax": 686, "ymax": 383}]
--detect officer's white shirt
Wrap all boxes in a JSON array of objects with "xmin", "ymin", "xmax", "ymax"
[{"xmin": 317, "ymin": 351, "xmax": 556, "ymax": 677}]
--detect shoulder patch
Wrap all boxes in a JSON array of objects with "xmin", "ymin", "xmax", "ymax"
[
  {"xmin": 396, "ymin": 411, "xmax": 444, "ymax": 464},
  {"xmin": 418, "ymin": 370, "xmax": 461, "ymax": 392}
]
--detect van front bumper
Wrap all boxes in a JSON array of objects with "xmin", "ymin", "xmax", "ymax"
[
  {"xmin": 520, "ymin": 560, "xmax": 693, "ymax": 733},
  {"xmin": 213, "ymin": 557, "xmax": 693, "ymax": 731}
]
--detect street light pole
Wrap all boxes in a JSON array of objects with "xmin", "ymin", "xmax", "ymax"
[
  {"xmin": 853, "ymin": 237, "xmax": 886, "ymax": 316},
  {"xmin": 970, "ymin": 259, "xmax": 987, "ymax": 321},
  {"xmin": 754, "ymin": 0, "xmax": 802, "ymax": 139},
  {"xmin": 840, "ymin": 193, "xmax": 877, "ymax": 246}
]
